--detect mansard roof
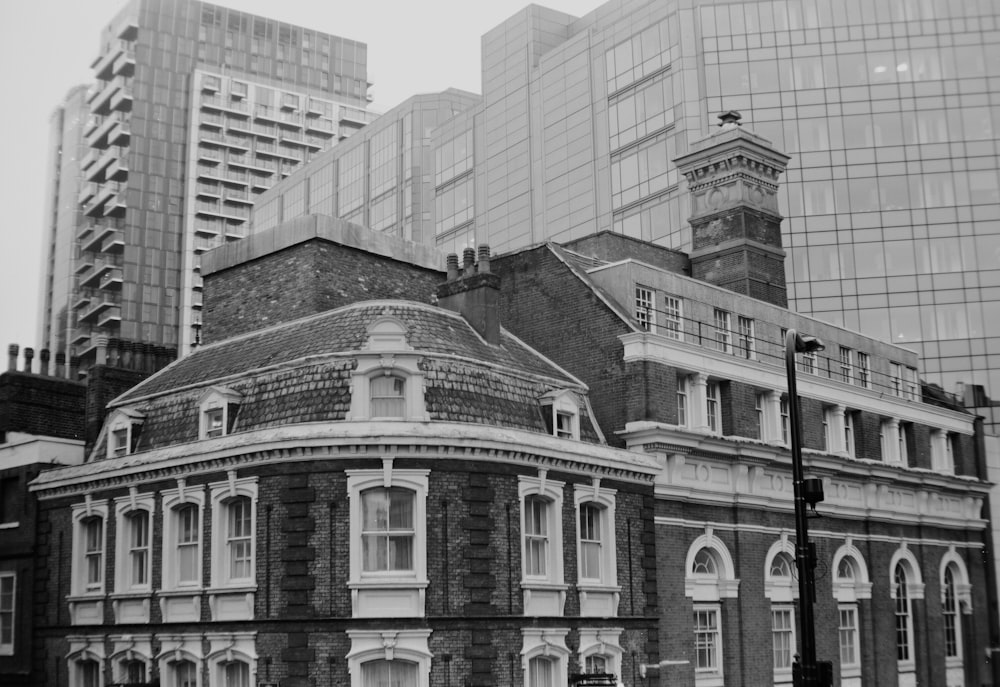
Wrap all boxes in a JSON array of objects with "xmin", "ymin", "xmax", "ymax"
[{"xmin": 105, "ymin": 300, "xmax": 602, "ymax": 451}]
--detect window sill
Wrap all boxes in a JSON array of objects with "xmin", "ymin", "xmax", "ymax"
[
  {"xmin": 67, "ymin": 593, "xmax": 105, "ymax": 625},
  {"xmin": 349, "ymin": 579, "xmax": 428, "ymax": 618},
  {"xmin": 522, "ymin": 581, "xmax": 569, "ymax": 617},
  {"xmin": 577, "ymin": 583, "xmax": 621, "ymax": 617},
  {"xmin": 158, "ymin": 588, "xmax": 203, "ymax": 623},
  {"xmin": 206, "ymin": 586, "xmax": 255, "ymax": 621},
  {"xmin": 109, "ymin": 591, "xmax": 151, "ymax": 623},
  {"xmin": 693, "ymin": 672, "xmax": 724, "ymax": 687}
]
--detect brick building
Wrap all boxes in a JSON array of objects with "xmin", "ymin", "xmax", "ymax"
[
  {"xmin": 1, "ymin": 347, "xmax": 87, "ymax": 687},
  {"xmin": 23, "ymin": 116, "xmax": 997, "ymax": 687},
  {"xmin": 28, "ymin": 223, "xmax": 660, "ymax": 687}
]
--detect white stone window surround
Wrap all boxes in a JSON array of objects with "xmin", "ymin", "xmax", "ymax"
[
  {"xmin": 198, "ymin": 386, "xmax": 242, "ymax": 439},
  {"xmin": 346, "ymin": 461, "xmax": 429, "ymax": 618},
  {"xmin": 577, "ymin": 628, "xmax": 624, "ymax": 681},
  {"xmin": 0, "ymin": 571, "xmax": 14, "ymax": 656},
  {"xmin": 346, "ymin": 629, "xmax": 433, "ymax": 687},
  {"xmin": 770, "ymin": 604, "xmax": 796, "ymax": 683},
  {"xmin": 519, "ymin": 471, "xmax": 568, "ymax": 616},
  {"xmin": 109, "ymin": 634, "xmax": 153, "ymax": 685},
  {"xmin": 684, "ymin": 530, "xmax": 740, "ymax": 602},
  {"xmin": 522, "ymin": 628, "xmax": 570, "ymax": 687},
  {"xmin": 692, "ymin": 604, "xmax": 724, "ymax": 687},
  {"xmin": 831, "ymin": 541, "xmax": 873, "ymax": 604},
  {"xmin": 207, "ymin": 473, "xmax": 258, "ymax": 621},
  {"xmin": 574, "ymin": 481, "xmax": 620, "ymax": 617},
  {"xmin": 157, "ymin": 634, "xmax": 205, "ymax": 687},
  {"xmin": 160, "ymin": 480, "xmax": 207, "ymax": 623},
  {"xmin": 206, "ymin": 632, "xmax": 257, "ymax": 687},
  {"xmin": 930, "ymin": 429, "xmax": 956, "ymax": 475},
  {"xmin": 890, "ymin": 545, "xmax": 924, "ymax": 678},
  {"xmin": 105, "ymin": 408, "xmax": 145, "ymax": 459},
  {"xmin": 69, "ymin": 498, "xmax": 109, "ymax": 626},
  {"xmin": 763, "ymin": 536, "xmax": 798, "ymax": 604},
  {"xmin": 67, "ymin": 635, "xmax": 106, "ymax": 687},
  {"xmin": 346, "ymin": 317, "xmax": 429, "ymax": 422},
  {"xmin": 541, "ymin": 390, "xmax": 581, "ymax": 441},
  {"xmin": 940, "ymin": 547, "xmax": 973, "ymax": 680},
  {"xmin": 111, "ymin": 489, "xmax": 155, "ymax": 624}
]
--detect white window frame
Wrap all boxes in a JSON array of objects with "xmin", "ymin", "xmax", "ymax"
[
  {"xmin": 105, "ymin": 408, "xmax": 145, "ymax": 459},
  {"xmin": 109, "ymin": 634, "xmax": 153, "ymax": 686},
  {"xmin": 931, "ymin": 429, "xmax": 956, "ymax": 475},
  {"xmin": 856, "ymin": 352, "xmax": 871, "ymax": 388},
  {"xmin": 113, "ymin": 492, "xmax": 155, "ymax": 594},
  {"xmin": 574, "ymin": 482, "xmax": 620, "ymax": 616},
  {"xmin": 346, "ymin": 629, "xmax": 432, "ymax": 687},
  {"xmin": 838, "ymin": 604, "xmax": 861, "ymax": 675},
  {"xmin": 736, "ymin": 315, "xmax": 755, "ymax": 359},
  {"xmin": 0, "ymin": 572, "xmax": 14, "ymax": 656},
  {"xmin": 712, "ymin": 309, "xmax": 731, "ymax": 353},
  {"xmin": 346, "ymin": 464, "xmax": 429, "ymax": 618},
  {"xmin": 940, "ymin": 550, "xmax": 973, "ymax": 672},
  {"xmin": 705, "ymin": 381, "xmax": 721, "ymax": 435},
  {"xmin": 541, "ymin": 390, "xmax": 581, "ymax": 440},
  {"xmin": 158, "ymin": 634, "xmax": 205, "ymax": 687},
  {"xmin": 346, "ymin": 317, "xmax": 429, "ymax": 422},
  {"xmin": 780, "ymin": 396, "xmax": 790, "ymax": 445},
  {"xmin": 839, "ymin": 346, "xmax": 853, "ymax": 383},
  {"xmin": 844, "ymin": 410, "xmax": 856, "ymax": 458},
  {"xmin": 685, "ymin": 533, "xmax": 740, "ymax": 602},
  {"xmin": 635, "ymin": 286, "xmax": 655, "ymax": 332},
  {"xmin": 207, "ymin": 475, "xmax": 257, "ymax": 621},
  {"xmin": 161, "ymin": 481, "xmax": 206, "ymax": 622},
  {"xmin": 206, "ymin": 632, "xmax": 256, "ymax": 687},
  {"xmin": 890, "ymin": 362, "xmax": 903, "ymax": 397},
  {"xmin": 71, "ymin": 500, "xmax": 109, "ymax": 596},
  {"xmin": 519, "ymin": 472, "xmax": 567, "ymax": 616},
  {"xmin": 692, "ymin": 604, "xmax": 723, "ymax": 686},
  {"xmin": 889, "ymin": 547, "xmax": 924, "ymax": 676},
  {"xmin": 199, "ymin": 386, "xmax": 241, "ymax": 440},
  {"xmin": 771, "ymin": 605, "xmax": 796, "ymax": 680},
  {"xmin": 578, "ymin": 628, "xmax": 624, "ymax": 681},
  {"xmin": 67, "ymin": 636, "xmax": 106, "ymax": 687},
  {"xmin": 677, "ymin": 375, "xmax": 689, "ymax": 428},
  {"xmin": 522, "ymin": 628, "xmax": 570, "ymax": 687},
  {"xmin": 664, "ymin": 295, "xmax": 683, "ymax": 340}
]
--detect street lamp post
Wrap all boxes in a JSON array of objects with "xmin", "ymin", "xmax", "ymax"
[{"xmin": 785, "ymin": 329, "xmax": 826, "ymax": 687}]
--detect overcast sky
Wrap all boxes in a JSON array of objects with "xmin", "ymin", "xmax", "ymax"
[{"xmin": 0, "ymin": 0, "xmax": 604, "ymax": 360}]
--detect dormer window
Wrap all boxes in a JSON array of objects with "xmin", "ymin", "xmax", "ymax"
[
  {"xmin": 199, "ymin": 386, "xmax": 242, "ymax": 440},
  {"xmin": 540, "ymin": 390, "xmax": 581, "ymax": 441},
  {"xmin": 105, "ymin": 409, "xmax": 145, "ymax": 459},
  {"xmin": 347, "ymin": 316, "xmax": 428, "ymax": 422}
]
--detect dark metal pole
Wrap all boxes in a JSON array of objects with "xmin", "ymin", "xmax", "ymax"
[{"xmin": 786, "ymin": 329, "xmax": 818, "ymax": 687}]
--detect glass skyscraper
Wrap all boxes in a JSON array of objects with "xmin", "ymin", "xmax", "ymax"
[
  {"xmin": 39, "ymin": 0, "xmax": 374, "ymax": 369},
  {"xmin": 254, "ymin": 0, "xmax": 1000, "ymax": 429}
]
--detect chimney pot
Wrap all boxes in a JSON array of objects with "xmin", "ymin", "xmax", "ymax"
[
  {"xmin": 55, "ymin": 352, "xmax": 66, "ymax": 378},
  {"xmin": 7, "ymin": 344, "xmax": 18, "ymax": 372},
  {"xmin": 96, "ymin": 336, "xmax": 109, "ymax": 366},
  {"xmin": 40, "ymin": 348, "xmax": 51, "ymax": 375},
  {"xmin": 477, "ymin": 245, "xmax": 491, "ymax": 273},
  {"xmin": 446, "ymin": 253, "xmax": 459, "ymax": 281},
  {"xmin": 462, "ymin": 248, "xmax": 476, "ymax": 276},
  {"xmin": 70, "ymin": 356, "xmax": 81, "ymax": 380},
  {"xmin": 23, "ymin": 347, "xmax": 34, "ymax": 373}
]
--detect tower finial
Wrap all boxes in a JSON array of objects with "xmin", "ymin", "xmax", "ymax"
[{"xmin": 718, "ymin": 110, "xmax": 742, "ymax": 127}]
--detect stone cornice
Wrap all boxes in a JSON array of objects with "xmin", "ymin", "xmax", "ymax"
[{"xmin": 29, "ymin": 422, "xmax": 660, "ymax": 499}]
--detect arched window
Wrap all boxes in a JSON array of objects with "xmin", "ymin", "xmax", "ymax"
[
  {"xmin": 685, "ymin": 535, "xmax": 737, "ymax": 687},
  {"xmin": 361, "ymin": 487, "xmax": 415, "ymax": 572},
  {"xmin": 831, "ymin": 544, "xmax": 870, "ymax": 683},
  {"xmin": 939, "ymin": 548, "xmax": 972, "ymax": 687},
  {"xmin": 370, "ymin": 375, "xmax": 406, "ymax": 418},
  {"xmin": 80, "ymin": 659, "xmax": 101, "ymax": 687},
  {"xmin": 943, "ymin": 566, "xmax": 959, "ymax": 659},
  {"xmin": 361, "ymin": 659, "xmax": 418, "ymax": 687},
  {"xmin": 529, "ymin": 656, "xmax": 556, "ymax": 687},
  {"xmin": 171, "ymin": 659, "xmax": 198, "ymax": 687},
  {"xmin": 223, "ymin": 660, "xmax": 250, "ymax": 687},
  {"xmin": 764, "ymin": 540, "xmax": 797, "ymax": 682},
  {"xmin": 692, "ymin": 548, "xmax": 719, "ymax": 577},
  {"xmin": 894, "ymin": 563, "xmax": 913, "ymax": 663},
  {"xmin": 770, "ymin": 551, "xmax": 794, "ymax": 578},
  {"xmin": 120, "ymin": 659, "xmax": 146, "ymax": 685}
]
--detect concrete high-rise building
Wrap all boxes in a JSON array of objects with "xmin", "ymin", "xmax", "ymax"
[
  {"xmin": 38, "ymin": 0, "xmax": 375, "ymax": 370},
  {"xmin": 253, "ymin": 0, "xmax": 1000, "ymax": 430}
]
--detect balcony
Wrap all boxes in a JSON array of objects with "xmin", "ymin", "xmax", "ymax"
[
  {"xmin": 81, "ymin": 149, "xmax": 99, "ymax": 172},
  {"xmin": 195, "ymin": 199, "xmax": 221, "ymax": 217},
  {"xmin": 281, "ymin": 94, "xmax": 300, "ymax": 111},
  {"xmin": 277, "ymin": 111, "xmax": 303, "ymax": 129},
  {"xmin": 202, "ymin": 94, "xmax": 249, "ymax": 117},
  {"xmin": 224, "ymin": 189, "xmax": 252, "ymax": 205},
  {"xmin": 111, "ymin": 80, "xmax": 133, "ymax": 112},
  {"xmin": 108, "ymin": 115, "xmax": 131, "ymax": 147},
  {"xmin": 201, "ymin": 75, "xmax": 221, "ymax": 93},
  {"xmin": 252, "ymin": 122, "xmax": 277, "ymax": 139},
  {"xmin": 80, "ymin": 224, "xmax": 112, "ymax": 254},
  {"xmin": 107, "ymin": 150, "xmax": 129, "ymax": 182},
  {"xmin": 72, "ymin": 326, "xmax": 92, "ymax": 346},
  {"xmin": 73, "ymin": 290, "xmax": 93, "ymax": 311},
  {"xmin": 199, "ymin": 129, "xmax": 226, "ymax": 147},
  {"xmin": 304, "ymin": 135, "xmax": 328, "ymax": 151},
  {"xmin": 276, "ymin": 145, "xmax": 302, "ymax": 162},
  {"xmin": 219, "ymin": 204, "xmax": 250, "ymax": 221},
  {"xmin": 113, "ymin": 48, "xmax": 135, "ymax": 77},
  {"xmin": 101, "ymin": 230, "xmax": 125, "ymax": 254},
  {"xmin": 197, "ymin": 147, "xmax": 223, "ymax": 164},
  {"xmin": 91, "ymin": 40, "xmax": 126, "ymax": 81},
  {"xmin": 78, "ymin": 294, "xmax": 120, "ymax": 323},
  {"xmin": 86, "ymin": 115, "xmax": 115, "ymax": 149},
  {"xmin": 196, "ymin": 182, "xmax": 221, "ymax": 199},
  {"xmin": 306, "ymin": 99, "xmax": 328, "ymax": 116},
  {"xmin": 78, "ymin": 257, "xmax": 122, "ymax": 289},
  {"xmin": 280, "ymin": 130, "xmax": 306, "ymax": 146},
  {"xmin": 194, "ymin": 219, "xmax": 222, "ymax": 237},
  {"xmin": 250, "ymin": 174, "xmax": 271, "ymax": 190},
  {"xmin": 254, "ymin": 104, "xmax": 279, "ymax": 123},
  {"xmin": 98, "ymin": 306, "xmax": 122, "ymax": 329},
  {"xmin": 193, "ymin": 236, "xmax": 222, "ymax": 253},
  {"xmin": 83, "ymin": 115, "xmax": 100, "ymax": 138},
  {"xmin": 88, "ymin": 79, "xmax": 118, "ymax": 116},
  {"xmin": 83, "ymin": 193, "xmax": 107, "ymax": 218},
  {"xmin": 74, "ymin": 257, "xmax": 95, "ymax": 275},
  {"xmin": 199, "ymin": 112, "xmax": 224, "ymax": 129},
  {"xmin": 85, "ymin": 147, "xmax": 115, "ymax": 183},
  {"xmin": 78, "ymin": 182, "xmax": 98, "ymax": 205},
  {"xmin": 191, "ymin": 275, "xmax": 204, "ymax": 291},
  {"xmin": 103, "ymin": 184, "xmax": 127, "ymax": 217},
  {"xmin": 224, "ymin": 227, "xmax": 246, "ymax": 241},
  {"xmin": 222, "ymin": 169, "xmax": 248, "ymax": 187},
  {"xmin": 116, "ymin": 15, "xmax": 138, "ymax": 40},
  {"xmin": 196, "ymin": 163, "xmax": 223, "ymax": 181},
  {"xmin": 225, "ymin": 134, "xmax": 251, "ymax": 151},
  {"xmin": 226, "ymin": 116, "xmax": 252, "ymax": 135},
  {"xmin": 305, "ymin": 117, "xmax": 335, "ymax": 135},
  {"xmin": 340, "ymin": 107, "xmax": 370, "ymax": 127},
  {"xmin": 99, "ymin": 267, "xmax": 124, "ymax": 291},
  {"xmin": 255, "ymin": 141, "xmax": 277, "ymax": 157}
]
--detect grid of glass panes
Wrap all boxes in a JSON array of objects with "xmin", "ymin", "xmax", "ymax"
[
  {"xmin": 635, "ymin": 287, "xmax": 655, "ymax": 331},
  {"xmin": 839, "ymin": 606, "xmax": 860, "ymax": 667},
  {"xmin": 771, "ymin": 607, "xmax": 794, "ymax": 670},
  {"xmin": 856, "ymin": 352, "xmax": 871, "ymax": 388},
  {"xmin": 712, "ymin": 309, "xmax": 731, "ymax": 352},
  {"xmin": 693, "ymin": 608, "xmax": 720, "ymax": 671},
  {"xmin": 737, "ymin": 316, "xmax": 754, "ymax": 359},
  {"xmin": 663, "ymin": 295, "xmax": 682, "ymax": 339}
]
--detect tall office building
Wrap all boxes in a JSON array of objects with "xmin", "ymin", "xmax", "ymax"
[
  {"xmin": 254, "ymin": 0, "xmax": 1000, "ymax": 429},
  {"xmin": 38, "ymin": 0, "xmax": 374, "ymax": 369}
]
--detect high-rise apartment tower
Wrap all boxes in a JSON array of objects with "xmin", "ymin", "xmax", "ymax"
[{"xmin": 38, "ymin": 0, "xmax": 375, "ymax": 369}]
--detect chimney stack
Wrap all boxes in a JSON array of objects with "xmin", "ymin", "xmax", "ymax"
[
  {"xmin": 673, "ymin": 111, "xmax": 791, "ymax": 307},
  {"xmin": 40, "ymin": 349, "xmax": 51, "ymax": 375},
  {"xmin": 437, "ymin": 245, "xmax": 501, "ymax": 345},
  {"xmin": 56, "ymin": 352, "xmax": 66, "ymax": 378},
  {"xmin": 8, "ymin": 344, "xmax": 18, "ymax": 372},
  {"xmin": 23, "ymin": 347, "xmax": 34, "ymax": 373}
]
